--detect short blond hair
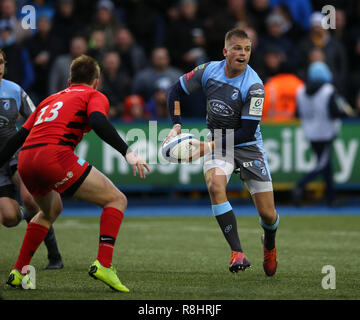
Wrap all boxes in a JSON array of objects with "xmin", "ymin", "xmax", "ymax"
[
  {"xmin": 70, "ymin": 55, "xmax": 100, "ymax": 85},
  {"xmin": 224, "ymin": 28, "xmax": 251, "ymax": 48}
]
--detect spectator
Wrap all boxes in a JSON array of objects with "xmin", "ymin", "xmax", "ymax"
[
  {"xmin": 346, "ymin": 20, "xmax": 360, "ymax": 108},
  {"xmin": 113, "ymin": 27, "xmax": 148, "ymax": 78},
  {"xmin": 88, "ymin": 0, "xmax": 122, "ymax": 50},
  {"xmin": 0, "ymin": 19, "xmax": 34, "ymax": 91},
  {"xmin": 269, "ymin": 0, "xmax": 313, "ymax": 31},
  {"xmin": 145, "ymin": 81, "xmax": 171, "ymax": 120},
  {"xmin": 204, "ymin": 0, "xmax": 255, "ymax": 60},
  {"xmin": 299, "ymin": 11, "xmax": 348, "ymax": 94},
  {"xmin": 99, "ymin": 51, "xmax": 131, "ymax": 119},
  {"xmin": 261, "ymin": 46, "xmax": 304, "ymax": 122},
  {"xmin": 293, "ymin": 61, "xmax": 355, "ymax": 206},
  {"xmin": 48, "ymin": 35, "xmax": 87, "ymax": 94},
  {"xmin": 258, "ymin": 12, "xmax": 299, "ymax": 71},
  {"xmin": 132, "ymin": 46, "xmax": 182, "ymax": 102},
  {"xmin": 87, "ymin": 29, "xmax": 107, "ymax": 64},
  {"xmin": 273, "ymin": 4, "xmax": 304, "ymax": 41},
  {"xmin": 297, "ymin": 47, "xmax": 326, "ymax": 81},
  {"xmin": 122, "ymin": 94, "xmax": 149, "ymax": 122},
  {"xmin": 25, "ymin": 15, "xmax": 61, "ymax": 104},
  {"xmin": 0, "ymin": 0, "xmax": 32, "ymax": 43},
  {"xmin": 246, "ymin": 0, "xmax": 272, "ymax": 36},
  {"xmin": 122, "ymin": 0, "xmax": 165, "ymax": 56},
  {"xmin": 166, "ymin": 0, "xmax": 208, "ymax": 72},
  {"xmin": 257, "ymin": 45, "xmax": 287, "ymax": 82},
  {"xmin": 51, "ymin": 0, "xmax": 85, "ymax": 56}
]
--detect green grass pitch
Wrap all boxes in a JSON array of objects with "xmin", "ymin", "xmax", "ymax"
[{"xmin": 0, "ymin": 215, "xmax": 359, "ymax": 300}]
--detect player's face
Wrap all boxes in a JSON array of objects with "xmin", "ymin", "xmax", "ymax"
[{"xmin": 223, "ymin": 37, "xmax": 251, "ymax": 77}]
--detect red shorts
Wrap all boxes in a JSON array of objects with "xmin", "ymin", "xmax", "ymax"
[{"xmin": 18, "ymin": 145, "xmax": 91, "ymax": 197}]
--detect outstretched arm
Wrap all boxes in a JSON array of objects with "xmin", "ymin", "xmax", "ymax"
[
  {"xmin": 89, "ymin": 111, "xmax": 150, "ymax": 178},
  {"xmin": 89, "ymin": 111, "xmax": 130, "ymax": 157}
]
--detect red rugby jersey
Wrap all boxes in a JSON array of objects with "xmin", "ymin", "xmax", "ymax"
[{"xmin": 22, "ymin": 84, "xmax": 109, "ymax": 150}]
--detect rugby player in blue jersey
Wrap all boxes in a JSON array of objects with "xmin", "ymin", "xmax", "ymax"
[
  {"xmin": 0, "ymin": 49, "xmax": 63, "ymax": 269},
  {"xmin": 164, "ymin": 28, "xmax": 279, "ymax": 276}
]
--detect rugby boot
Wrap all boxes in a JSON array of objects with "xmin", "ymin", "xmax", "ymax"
[
  {"xmin": 262, "ymin": 234, "xmax": 277, "ymax": 276},
  {"xmin": 6, "ymin": 269, "xmax": 35, "ymax": 289},
  {"xmin": 229, "ymin": 251, "xmax": 251, "ymax": 273},
  {"xmin": 89, "ymin": 260, "xmax": 130, "ymax": 292}
]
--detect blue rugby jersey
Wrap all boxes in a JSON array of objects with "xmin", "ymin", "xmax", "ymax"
[
  {"xmin": 179, "ymin": 60, "xmax": 265, "ymax": 147},
  {"xmin": 0, "ymin": 78, "xmax": 35, "ymax": 149}
]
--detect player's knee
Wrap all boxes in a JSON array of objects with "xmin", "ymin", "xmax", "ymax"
[
  {"xmin": 1, "ymin": 213, "xmax": 20, "ymax": 228},
  {"xmin": 207, "ymin": 180, "xmax": 226, "ymax": 199},
  {"xmin": 21, "ymin": 193, "xmax": 38, "ymax": 215},
  {"xmin": 259, "ymin": 208, "xmax": 277, "ymax": 225},
  {"xmin": 106, "ymin": 188, "xmax": 127, "ymax": 210}
]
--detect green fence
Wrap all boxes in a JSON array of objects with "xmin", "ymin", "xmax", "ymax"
[{"xmin": 75, "ymin": 120, "xmax": 360, "ymax": 190}]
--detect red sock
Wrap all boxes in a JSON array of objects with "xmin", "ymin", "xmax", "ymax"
[
  {"xmin": 97, "ymin": 207, "xmax": 124, "ymax": 268},
  {"xmin": 14, "ymin": 222, "xmax": 49, "ymax": 272}
]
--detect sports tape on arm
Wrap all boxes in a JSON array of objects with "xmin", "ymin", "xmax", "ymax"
[{"xmin": 166, "ymin": 81, "xmax": 186, "ymax": 126}]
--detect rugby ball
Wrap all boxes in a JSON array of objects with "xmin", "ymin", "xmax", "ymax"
[{"xmin": 162, "ymin": 133, "xmax": 198, "ymax": 163}]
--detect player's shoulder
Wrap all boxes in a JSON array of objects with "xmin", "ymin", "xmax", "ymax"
[
  {"xmin": 89, "ymin": 87, "xmax": 108, "ymax": 101},
  {"xmin": 245, "ymin": 65, "xmax": 263, "ymax": 87},
  {"xmin": 242, "ymin": 65, "xmax": 264, "ymax": 99},
  {"xmin": 198, "ymin": 60, "xmax": 224, "ymax": 83},
  {"xmin": 1, "ymin": 78, "xmax": 21, "ymax": 94},
  {"xmin": 203, "ymin": 60, "xmax": 223, "ymax": 72}
]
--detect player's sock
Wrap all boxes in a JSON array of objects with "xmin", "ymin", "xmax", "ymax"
[
  {"xmin": 212, "ymin": 201, "xmax": 242, "ymax": 252},
  {"xmin": 13, "ymin": 222, "xmax": 49, "ymax": 271},
  {"xmin": 44, "ymin": 226, "xmax": 62, "ymax": 262},
  {"xmin": 21, "ymin": 209, "xmax": 62, "ymax": 264},
  {"xmin": 260, "ymin": 214, "xmax": 279, "ymax": 250},
  {"xmin": 97, "ymin": 207, "xmax": 124, "ymax": 268}
]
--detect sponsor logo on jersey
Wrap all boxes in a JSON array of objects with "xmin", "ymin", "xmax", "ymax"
[
  {"xmin": 194, "ymin": 63, "xmax": 205, "ymax": 71},
  {"xmin": 231, "ymin": 89, "xmax": 239, "ymax": 100},
  {"xmin": 1, "ymin": 99, "xmax": 10, "ymax": 111},
  {"xmin": 186, "ymin": 70, "xmax": 195, "ymax": 81},
  {"xmin": 249, "ymin": 97, "xmax": 264, "ymax": 116},
  {"xmin": 249, "ymin": 88, "xmax": 265, "ymax": 96},
  {"xmin": 209, "ymin": 99, "xmax": 234, "ymax": 116},
  {"xmin": 0, "ymin": 115, "xmax": 9, "ymax": 128},
  {"xmin": 253, "ymin": 159, "xmax": 262, "ymax": 167}
]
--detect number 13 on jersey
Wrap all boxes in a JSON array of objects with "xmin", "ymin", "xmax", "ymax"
[{"xmin": 34, "ymin": 101, "xmax": 63, "ymax": 126}]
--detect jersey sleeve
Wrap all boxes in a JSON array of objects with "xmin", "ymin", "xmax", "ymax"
[
  {"xmin": 19, "ymin": 88, "xmax": 36, "ymax": 119},
  {"xmin": 179, "ymin": 63, "xmax": 210, "ymax": 95},
  {"xmin": 86, "ymin": 91, "xmax": 110, "ymax": 117},
  {"xmin": 22, "ymin": 106, "xmax": 38, "ymax": 130},
  {"xmin": 241, "ymin": 83, "xmax": 265, "ymax": 121}
]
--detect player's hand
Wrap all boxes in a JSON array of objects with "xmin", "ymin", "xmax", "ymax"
[
  {"xmin": 188, "ymin": 140, "xmax": 215, "ymax": 162},
  {"xmin": 125, "ymin": 152, "xmax": 150, "ymax": 179},
  {"xmin": 162, "ymin": 124, "xmax": 181, "ymax": 146}
]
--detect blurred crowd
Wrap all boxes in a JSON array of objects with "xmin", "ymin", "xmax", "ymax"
[{"xmin": 0, "ymin": 0, "xmax": 359, "ymax": 122}]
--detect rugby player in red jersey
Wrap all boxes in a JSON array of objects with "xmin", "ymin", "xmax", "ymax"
[{"xmin": 0, "ymin": 55, "xmax": 150, "ymax": 291}]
